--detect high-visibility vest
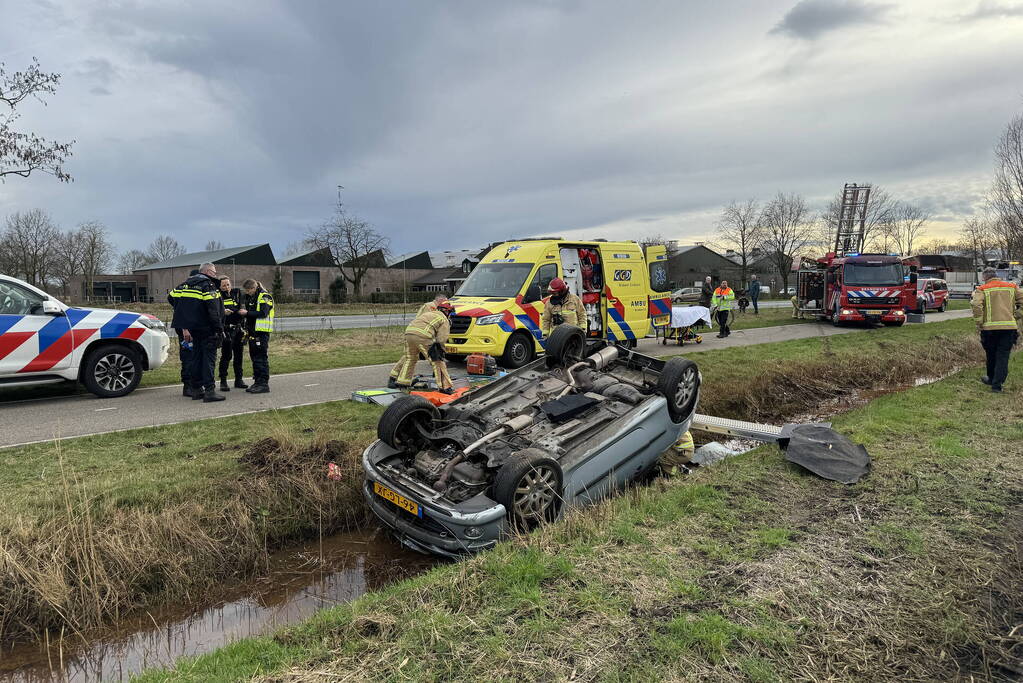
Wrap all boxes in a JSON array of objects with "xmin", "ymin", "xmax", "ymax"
[
  {"xmin": 406, "ymin": 310, "xmax": 447, "ymax": 339},
  {"xmin": 222, "ymin": 294, "xmax": 237, "ymax": 307},
  {"xmin": 255, "ymin": 292, "xmax": 275, "ymax": 333},
  {"xmin": 672, "ymin": 430, "xmax": 694, "ymax": 453}
]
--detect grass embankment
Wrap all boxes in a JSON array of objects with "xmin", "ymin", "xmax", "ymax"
[
  {"xmin": 141, "ymin": 340, "xmax": 1022, "ymax": 682},
  {"xmin": 110, "ymin": 302, "xmax": 419, "ymax": 320},
  {"xmin": 0, "ymin": 318, "xmax": 986, "ymax": 651}
]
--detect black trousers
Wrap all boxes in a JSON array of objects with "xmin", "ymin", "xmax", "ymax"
[
  {"xmin": 188, "ymin": 329, "xmax": 220, "ymax": 392},
  {"xmin": 750, "ymin": 296, "xmax": 759, "ymax": 314},
  {"xmin": 175, "ymin": 330, "xmax": 192, "ymax": 387},
  {"xmin": 981, "ymin": 329, "xmax": 1018, "ymax": 389},
  {"xmin": 218, "ymin": 327, "xmax": 245, "ymax": 381},
  {"xmin": 716, "ymin": 310, "xmax": 731, "ymax": 336},
  {"xmin": 248, "ymin": 332, "xmax": 270, "ymax": 384}
]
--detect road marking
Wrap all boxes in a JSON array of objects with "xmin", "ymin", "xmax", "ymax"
[
  {"xmin": 95, "ymin": 407, "xmax": 118, "ymax": 412},
  {"xmin": 303, "ymin": 383, "xmax": 320, "ymax": 387}
]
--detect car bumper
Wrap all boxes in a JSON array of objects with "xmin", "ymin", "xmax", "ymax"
[
  {"xmin": 836, "ymin": 308, "xmax": 906, "ymax": 323},
  {"xmin": 150, "ymin": 332, "xmax": 170, "ymax": 370},
  {"xmin": 362, "ymin": 442, "xmax": 507, "ymax": 557}
]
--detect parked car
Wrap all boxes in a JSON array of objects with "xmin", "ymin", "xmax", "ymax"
[
  {"xmin": 362, "ymin": 325, "xmax": 700, "ymax": 556},
  {"xmin": 0, "ymin": 274, "xmax": 170, "ymax": 397},
  {"xmin": 784, "ymin": 286, "xmax": 797, "ymax": 295},
  {"xmin": 671, "ymin": 287, "xmax": 702, "ymax": 303},
  {"xmin": 912, "ymin": 277, "xmax": 949, "ymax": 313}
]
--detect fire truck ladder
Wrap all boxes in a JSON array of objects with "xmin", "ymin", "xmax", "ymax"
[{"xmin": 834, "ymin": 183, "xmax": 871, "ymax": 257}]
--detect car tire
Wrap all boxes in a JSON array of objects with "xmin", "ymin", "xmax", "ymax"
[
  {"xmin": 544, "ymin": 325, "xmax": 586, "ymax": 369},
  {"xmin": 377, "ymin": 396, "xmax": 438, "ymax": 452},
  {"xmin": 81, "ymin": 344, "xmax": 143, "ymax": 398},
  {"xmin": 492, "ymin": 448, "xmax": 564, "ymax": 530},
  {"xmin": 916, "ymin": 298, "xmax": 926, "ymax": 315},
  {"xmin": 939, "ymin": 300, "xmax": 947, "ymax": 312},
  {"xmin": 500, "ymin": 331, "xmax": 535, "ymax": 369},
  {"xmin": 656, "ymin": 357, "xmax": 700, "ymax": 424}
]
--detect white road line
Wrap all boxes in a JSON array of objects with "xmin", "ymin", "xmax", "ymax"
[
  {"xmin": 94, "ymin": 407, "xmax": 118, "ymax": 412},
  {"xmin": 303, "ymin": 383, "xmax": 320, "ymax": 387}
]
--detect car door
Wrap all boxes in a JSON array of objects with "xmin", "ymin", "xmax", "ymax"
[{"xmin": 0, "ymin": 280, "xmax": 71, "ymax": 375}]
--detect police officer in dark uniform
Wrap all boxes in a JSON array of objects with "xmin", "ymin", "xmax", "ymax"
[
  {"xmin": 240, "ymin": 278, "xmax": 274, "ymax": 393},
  {"xmin": 174, "ymin": 262, "xmax": 226, "ymax": 402},
  {"xmin": 168, "ymin": 268, "xmax": 201, "ymax": 397},
  {"xmin": 217, "ymin": 276, "xmax": 248, "ymax": 392}
]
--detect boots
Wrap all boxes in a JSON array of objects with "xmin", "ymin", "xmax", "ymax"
[
  {"xmin": 234, "ymin": 378, "xmax": 248, "ymax": 389},
  {"xmin": 219, "ymin": 379, "xmax": 231, "ymax": 392},
  {"xmin": 387, "ymin": 377, "xmax": 400, "ymax": 389},
  {"xmin": 203, "ymin": 387, "xmax": 226, "ymax": 402},
  {"xmin": 191, "ymin": 386, "xmax": 204, "ymax": 400},
  {"xmin": 182, "ymin": 385, "xmax": 192, "ymax": 397},
  {"xmin": 247, "ymin": 383, "xmax": 270, "ymax": 394}
]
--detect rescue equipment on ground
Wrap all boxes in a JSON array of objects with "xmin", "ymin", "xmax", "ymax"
[{"xmin": 466, "ymin": 353, "xmax": 498, "ymax": 375}]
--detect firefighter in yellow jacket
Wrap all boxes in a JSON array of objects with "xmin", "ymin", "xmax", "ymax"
[
  {"xmin": 971, "ymin": 267, "xmax": 1023, "ymax": 393},
  {"xmin": 658, "ymin": 430, "xmax": 694, "ymax": 476},
  {"xmin": 541, "ymin": 278, "xmax": 587, "ymax": 337},
  {"xmin": 389, "ymin": 301, "xmax": 455, "ymax": 391}
]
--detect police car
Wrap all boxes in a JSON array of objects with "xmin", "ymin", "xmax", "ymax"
[{"xmin": 0, "ymin": 274, "xmax": 170, "ymax": 398}]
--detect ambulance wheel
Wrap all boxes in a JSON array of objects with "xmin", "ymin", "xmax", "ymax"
[
  {"xmin": 82, "ymin": 344, "xmax": 143, "ymax": 398},
  {"xmin": 544, "ymin": 325, "xmax": 585, "ymax": 369},
  {"xmin": 378, "ymin": 396, "xmax": 438, "ymax": 453},
  {"xmin": 657, "ymin": 358, "xmax": 700, "ymax": 424},
  {"xmin": 500, "ymin": 331, "xmax": 535, "ymax": 369}
]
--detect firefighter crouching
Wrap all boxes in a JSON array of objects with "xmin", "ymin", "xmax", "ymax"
[
  {"xmin": 168, "ymin": 268, "xmax": 201, "ymax": 397},
  {"xmin": 240, "ymin": 279, "xmax": 274, "ymax": 394},
  {"xmin": 416, "ymin": 294, "xmax": 448, "ymax": 317},
  {"xmin": 541, "ymin": 277, "xmax": 586, "ymax": 338},
  {"xmin": 218, "ymin": 277, "xmax": 247, "ymax": 392},
  {"xmin": 172, "ymin": 263, "xmax": 226, "ymax": 402},
  {"xmin": 659, "ymin": 430, "xmax": 695, "ymax": 477},
  {"xmin": 389, "ymin": 301, "xmax": 455, "ymax": 392}
]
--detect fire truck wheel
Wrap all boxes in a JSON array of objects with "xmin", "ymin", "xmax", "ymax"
[{"xmin": 883, "ymin": 320, "xmax": 905, "ymax": 327}]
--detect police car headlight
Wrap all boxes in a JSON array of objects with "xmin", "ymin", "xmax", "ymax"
[
  {"xmin": 475, "ymin": 314, "xmax": 503, "ymax": 326},
  {"xmin": 138, "ymin": 316, "xmax": 166, "ymax": 332}
]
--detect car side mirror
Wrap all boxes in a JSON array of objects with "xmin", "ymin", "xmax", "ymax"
[
  {"xmin": 42, "ymin": 299, "xmax": 63, "ymax": 315},
  {"xmin": 909, "ymin": 273, "xmax": 918, "ymax": 284}
]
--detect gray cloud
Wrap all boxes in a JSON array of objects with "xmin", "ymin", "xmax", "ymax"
[
  {"xmin": 962, "ymin": 1, "xmax": 1023, "ymax": 19},
  {"xmin": 770, "ymin": 0, "xmax": 891, "ymax": 39}
]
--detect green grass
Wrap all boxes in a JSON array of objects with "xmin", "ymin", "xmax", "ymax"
[
  {"xmin": 109, "ymin": 301, "xmax": 423, "ymax": 320},
  {"xmin": 138, "ymin": 349, "xmax": 1023, "ymax": 682}
]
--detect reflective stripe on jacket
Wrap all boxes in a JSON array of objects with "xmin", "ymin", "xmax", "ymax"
[
  {"xmin": 541, "ymin": 291, "xmax": 587, "ymax": 335},
  {"xmin": 712, "ymin": 287, "xmax": 735, "ymax": 311},
  {"xmin": 672, "ymin": 430, "xmax": 694, "ymax": 453},
  {"xmin": 971, "ymin": 279, "xmax": 1023, "ymax": 331},
  {"xmin": 254, "ymin": 292, "xmax": 275, "ymax": 333},
  {"xmin": 169, "ymin": 274, "xmax": 223, "ymax": 331},
  {"xmin": 406, "ymin": 310, "xmax": 450, "ymax": 343}
]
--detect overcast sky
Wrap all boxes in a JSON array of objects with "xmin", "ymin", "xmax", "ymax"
[{"xmin": 2, "ymin": 0, "xmax": 1022, "ymax": 258}]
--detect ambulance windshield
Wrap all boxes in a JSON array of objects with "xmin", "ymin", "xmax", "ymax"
[{"xmin": 456, "ymin": 263, "xmax": 534, "ymax": 297}]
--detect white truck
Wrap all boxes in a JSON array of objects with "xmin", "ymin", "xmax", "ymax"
[{"xmin": 0, "ymin": 274, "xmax": 170, "ymax": 397}]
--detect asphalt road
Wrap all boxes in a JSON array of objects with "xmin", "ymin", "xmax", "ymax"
[{"xmin": 0, "ymin": 309, "xmax": 971, "ymax": 448}]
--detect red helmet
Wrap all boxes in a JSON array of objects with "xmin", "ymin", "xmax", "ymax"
[
  {"xmin": 436, "ymin": 301, "xmax": 455, "ymax": 315},
  {"xmin": 548, "ymin": 277, "xmax": 568, "ymax": 294}
]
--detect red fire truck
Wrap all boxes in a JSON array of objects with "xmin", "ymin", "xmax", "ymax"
[{"xmin": 797, "ymin": 184, "xmax": 918, "ymax": 326}]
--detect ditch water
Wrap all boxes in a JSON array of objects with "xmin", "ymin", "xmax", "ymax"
[{"xmin": 0, "ymin": 529, "xmax": 437, "ymax": 683}]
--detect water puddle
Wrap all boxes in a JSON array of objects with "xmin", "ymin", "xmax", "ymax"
[{"xmin": 0, "ymin": 529, "xmax": 436, "ymax": 682}]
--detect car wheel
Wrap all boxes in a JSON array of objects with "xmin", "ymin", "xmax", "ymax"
[
  {"xmin": 82, "ymin": 344, "xmax": 142, "ymax": 398},
  {"xmin": 939, "ymin": 300, "xmax": 947, "ymax": 312},
  {"xmin": 492, "ymin": 449, "xmax": 564, "ymax": 531},
  {"xmin": 377, "ymin": 396, "xmax": 438, "ymax": 452},
  {"xmin": 916, "ymin": 298, "xmax": 926, "ymax": 315},
  {"xmin": 544, "ymin": 325, "xmax": 586, "ymax": 369},
  {"xmin": 657, "ymin": 357, "xmax": 700, "ymax": 424},
  {"xmin": 500, "ymin": 331, "xmax": 535, "ymax": 369}
]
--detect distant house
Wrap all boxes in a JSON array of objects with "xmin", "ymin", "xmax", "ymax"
[{"xmin": 664, "ymin": 245, "xmax": 744, "ymax": 289}]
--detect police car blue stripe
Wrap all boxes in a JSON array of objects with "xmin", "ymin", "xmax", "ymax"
[
  {"xmin": 36, "ymin": 315, "xmax": 71, "ymax": 353},
  {"xmin": 66, "ymin": 309, "xmax": 92, "ymax": 327},
  {"xmin": 100, "ymin": 312, "xmax": 140, "ymax": 339},
  {"xmin": 0, "ymin": 315, "xmax": 24, "ymax": 336}
]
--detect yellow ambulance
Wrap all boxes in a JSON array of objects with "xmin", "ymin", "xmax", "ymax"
[{"xmin": 446, "ymin": 238, "xmax": 672, "ymax": 367}]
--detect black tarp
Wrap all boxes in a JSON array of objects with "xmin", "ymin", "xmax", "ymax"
[{"xmin": 780, "ymin": 424, "xmax": 871, "ymax": 484}]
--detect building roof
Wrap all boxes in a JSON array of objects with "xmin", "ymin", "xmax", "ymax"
[
  {"xmin": 136, "ymin": 244, "xmax": 276, "ymax": 271},
  {"xmin": 279, "ymin": 246, "xmax": 334, "ymax": 267},
  {"xmin": 389, "ymin": 249, "xmax": 482, "ymax": 270},
  {"xmin": 411, "ymin": 267, "xmax": 464, "ymax": 285}
]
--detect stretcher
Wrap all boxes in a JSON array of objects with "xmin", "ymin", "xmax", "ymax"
[{"xmin": 656, "ymin": 305, "xmax": 712, "ymax": 346}]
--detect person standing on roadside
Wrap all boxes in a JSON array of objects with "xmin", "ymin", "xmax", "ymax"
[
  {"xmin": 217, "ymin": 277, "xmax": 247, "ymax": 392},
  {"xmin": 748, "ymin": 274, "xmax": 761, "ymax": 315},
  {"xmin": 240, "ymin": 279, "xmax": 275, "ymax": 394},
  {"xmin": 971, "ymin": 267, "xmax": 1023, "ymax": 393},
  {"xmin": 168, "ymin": 268, "xmax": 200, "ymax": 397},
  {"xmin": 712, "ymin": 280, "xmax": 735, "ymax": 338},
  {"xmin": 699, "ymin": 276, "xmax": 714, "ymax": 308},
  {"xmin": 175, "ymin": 263, "xmax": 226, "ymax": 402}
]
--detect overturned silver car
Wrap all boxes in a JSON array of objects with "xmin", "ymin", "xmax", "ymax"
[{"xmin": 362, "ymin": 325, "xmax": 700, "ymax": 556}]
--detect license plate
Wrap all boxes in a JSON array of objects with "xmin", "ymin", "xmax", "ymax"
[
  {"xmin": 865, "ymin": 310, "xmax": 883, "ymax": 315},
  {"xmin": 373, "ymin": 481, "xmax": 422, "ymax": 518},
  {"xmin": 445, "ymin": 346, "xmax": 457, "ymax": 353},
  {"xmin": 653, "ymin": 315, "xmax": 670, "ymax": 326}
]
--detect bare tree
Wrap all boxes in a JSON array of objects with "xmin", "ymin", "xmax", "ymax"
[
  {"xmin": 305, "ymin": 202, "xmax": 389, "ymax": 296},
  {"xmin": 117, "ymin": 249, "xmax": 156, "ymax": 274},
  {"xmin": 959, "ymin": 217, "xmax": 997, "ymax": 269},
  {"xmin": 717, "ymin": 199, "xmax": 764, "ymax": 287},
  {"xmin": 0, "ymin": 59, "xmax": 74, "ymax": 182},
  {"xmin": 283, "ymin": 239, "xmax": 314, "ymax": 259},
  {"xmin": 146, "ymin": 234, "xmax": 186, "ymax": 263},
  {"xmin": 204, "ymin": 239, "xmax": 225, "ymax": 251},
  {"xmin": 1, "ymin": 209, "xmax": 60, "ymax": 287},
  {"xmin": 882, "ymin": 202, "xmax": 931, "ymax": 256},
  {"xmin": 991, "ymin": 112, "xmax": 1023, "ymax": 261},
  {"xmin": 52, "ymin": 229, "xmax": 86, "ymax": 299},
  {"xmin": 820, "ymin": 184, "xmax": 896, "ymax": 252},
  {"xmin": 759, "ymin": 192, "xmax": 814, "ymax": 294},
  {"xmin": 78, "ymin": 221, "xmax": 114, "ymax": 296}
]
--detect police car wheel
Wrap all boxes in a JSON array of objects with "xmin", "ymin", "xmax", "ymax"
[
  {"xmin": 657, "ymin": 358, "xmax": 700, "ymax": 424},
  {"xmin": 82, "ymin": 344, "xmax": 142, "ymax": 398},
  {"xmin": 378, "ymin": 396, "xmax": 439, "ymax": 453},
  {"xmin": 500, "ymin": 331, "xmax": 535, "ymax": 369}
]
